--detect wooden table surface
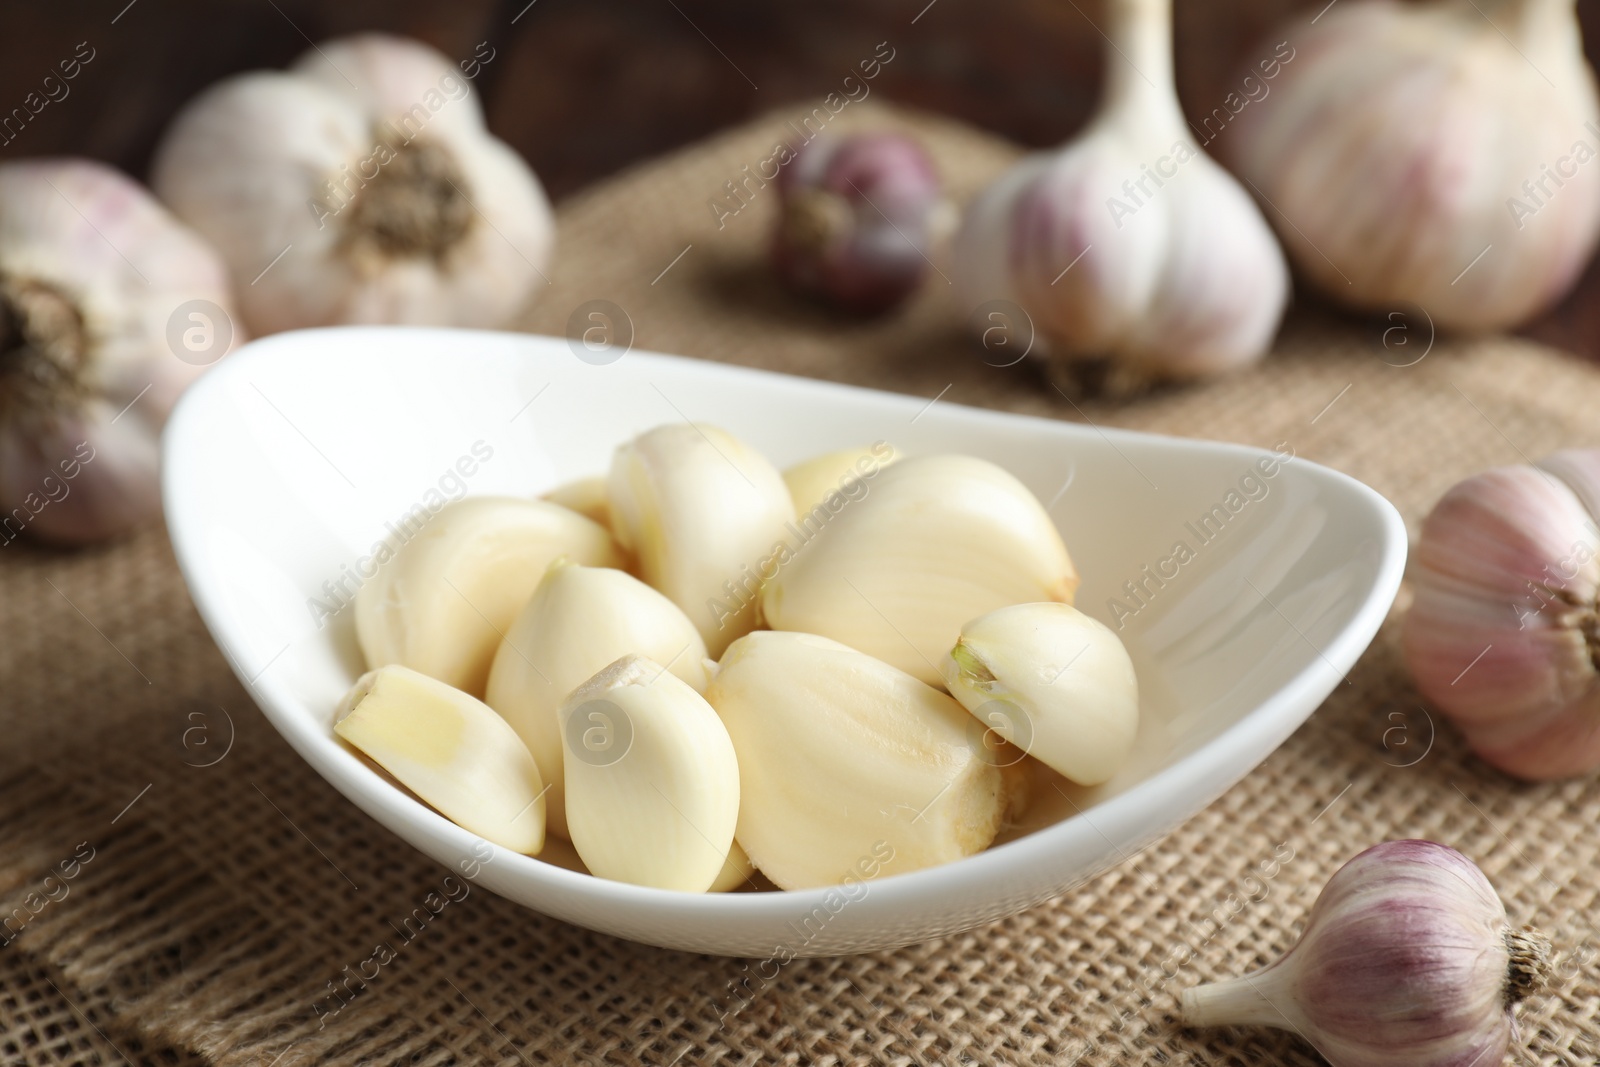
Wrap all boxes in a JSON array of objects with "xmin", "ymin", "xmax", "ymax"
[{"xmin": 3, "ymin": 0, "xmax": 1598, "ymax": 359}]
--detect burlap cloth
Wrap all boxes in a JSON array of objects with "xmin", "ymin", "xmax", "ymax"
[{"xmin": 3, "ymin": 101, "xmax": 1599, "ymax": 1066}]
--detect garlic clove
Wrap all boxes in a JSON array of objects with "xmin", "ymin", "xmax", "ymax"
[
  {"xmin": 705, "ymin": 630, "xmax": 1005, "ymax": 890},
  {"xmin": 1401, "ymin": 457, "xmax": 1600, "ymax": 779},
  {"xmin": 334, "ymin": 664, "xmax": 545, "ymax": 854},
  {"xmin": 484, "ymin": 560, "xmax": 708, "ymax": 840},
  {"xmin": 1227, "ymin": 0, "xmax": 1600, "ymax": 330},
  {"xmin": 781, "ymin": 441, "xmax": 900, "ymax": 515},
  {"xmin": 1181, "ymin": 840, "xmax": 1551, "ymax": 1067},
  {"xmin": 606, "ymin": 424, "xmax": 795, "ymax": 657},
  {"xmin": 559, "ymin": 655, "xmax": 740, "ymax": 892},
  {"xmin": 953, "ymin": 0, "xmax": 1288, "ymax": 383},
  {"xmin": 941, "ymin": 603, "xmax": 1139, "ymax": 787},
  {"xmin": 152, "ymin": 34, "xmax": 554, "ymax": 335},
  {"xmin": 542, "ymin": 475, "xmax": 612, "ymax": 530},
  {"xmin": 761, "ymin": 454, "xmax": 1077, "ymax": 685},
  {"xmin": 772, "ymin": 132, "xmax": 946, "ymax": 313},
  {"xmin": 0, "ymin": 159, "xmax": 241, "ymax": 545},
  {"xmin": 708, "ymin": 840, "xmax": 757, "ymax": 893},
  {"xmin": 354, "ymin": 496, "xmax": 624, "ymax": 697}
]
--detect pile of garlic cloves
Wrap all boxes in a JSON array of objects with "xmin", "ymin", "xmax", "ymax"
[{"xmin": 333, "ymin": 424, "xmax": 1141, "ymax": 893}]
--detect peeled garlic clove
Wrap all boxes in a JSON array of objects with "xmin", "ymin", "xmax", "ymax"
[
  {"xmin": 607, "ymin": 424, "xmax": 795, "ymax": 657},
  {"xmin": 484, "ymin": 560, "xmax": 708, "ymax": 840},
  {"xmin": 559, "ymin": 655, "xmax": 740, "ymax": 892},
  {"xmin": 772, "ymin": 133, "xmax": 946, "ymax": 313},
  {"xmin": 708, "ymin": 840, "xmax": 756, "ymax": 893},
  {"xmin": 1401, "ymin": 454, "xmax": 1600, "ymax": 779},
  {"xmin": 355, "ymin": 496, "xmax": 623, "ymax": 696},
  {"xmin": 953, "ymin": 0, "xmax": 1287, "ymax": 383},
  {"xmin": 1181, "ymin": 840, "xmax": 1551, "ymax": 1067},
  {"xmin": 151, "ymin": 34, "xmax": 554, "ymax": 335},
  {"xmin": 0, "ymin": 159, "xmax": 241, "ymax": 545},
  {"xmin": 542, "ymin": 475, "xmax": 611, "ymax": 530},
  {"xmin": 706, "ymin": 630, "xmax": 1005, "ymax": 890},
  {"xmin": 334, "ymin": 664, "xmax": 545, "ymax": 854},
  {"xmin": 761, "ymin": 454, "xmax": 1077, "ymax": 685},
  {"xmin": 942, "ymin": 603, "xmax": 1139, "ymax": 787},
  {"xmin": 781, "ymin": 441, "xmax": 899, "ymax": 514},
  {"xmin": 1228, "ymin": 0, "xmax": 1600, "ymax": 330}
]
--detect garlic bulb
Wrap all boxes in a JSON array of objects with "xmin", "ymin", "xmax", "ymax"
[
  {"xmin": 953, "ymin": 0, "xmax": 1287, "ymax": 383},
  {"xmin": 0, "ymin": 159, "xmax": 239, "ymax": 545},
  {"xmin": 335, "ymin": 664, "xmax": 546, "ymax": 854},
  {"xmin": 781, "ymin": 441, "xmax": 899, "ymax": 515},
  {"xmin": 607, "ymin": 424, "xmax": 795, "ymax": 657},
  {"xmin": 761, "ymin": 454, "xmax": 1077, "ymax": 685},
  {"xmin": 773, "ymin": 133, "xmax": 946, "ymax": 313},
  {"xmin": 1402, "ymin": 450, "xmax": 1600, "ymax": 779},
  {"xmin": 559, "ymin": 655, "xmax": 740, "ymax": 892},
  {"xmin": 1228, "ymin": 0, "xmax": 1600, "ymax": 330},
  {"xmin": 1182, "ymin": 840, "xmax": 1550, "ymax": 1067},
  {"xmin": 484, "ymin": 561, "xmax": 708, "ymax": 839},
  {"xmin": 941, "ymin": 603, "xmax": 1139, "ymax": 787},
  {"xmin": 354, "ymin": 497, "xmax": 623, "ymax": 697},
  {"xmin": 705, "ymin": 630, "xmax": 1005, "ymax": 890},
  {"xmin": 152, "ymin": 34, "xmax": 553, "ymax": 335}
]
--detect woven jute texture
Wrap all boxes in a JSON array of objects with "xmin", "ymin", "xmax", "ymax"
[{"xmin": 4, "ymin": 100, "xmax": 1600, "ymax": 1066}]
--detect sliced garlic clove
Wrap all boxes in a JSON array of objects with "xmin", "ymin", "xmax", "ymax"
[
  {"xmin": 354, "ymin": 496, "xmax": 623, "ymax": 697},
  {"xmin": 708, "ymin": 840, "xmax": 757, "ymax": 893},
  {"xmin": 705, "ymin": 630, "xmax": 1005, "ymax": 890},
  {"xmin": 543, "ymin": 475, "xmax": 612, "ymax": 530},
  {"xmin": 782, "ymin": 441, "xmax": 900, "ymax": 514},
  {"xmin": 606, "ymin": 424, "xmax": 795, "ymax": 657},
  {"xmin": 761, "ymin": 454, "xmax": 1077, "ymax": 685},
  {"xmin": 334, "ymin": 664, "xmax": 545, "ymax": 854},
  {"xmin": 559, "ymin": 655, "xmax": 740, "ymax": 892},
  {"xmin": 942, "ymin": 602, "xmax": 1139, "ymax": 787},
  {"xmin": 484, "ymin": 560, "xmax": 708, "ymax": 840}
]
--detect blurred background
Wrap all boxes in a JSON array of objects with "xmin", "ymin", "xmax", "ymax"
[{"xmin": 7, "ymin": 0, "xmax": 1600, "ymax": 358}]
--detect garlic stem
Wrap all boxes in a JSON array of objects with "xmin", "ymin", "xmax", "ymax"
[
  {"xmin": 1179, "ymin": 964, "xmax": 1297, "ymax": 1030},
  {"xmin": 1504, "ymin": 927, "xmax": 1553, "ymax": 1005},
  {"xmin": 0, "ymin": 276, "xmax": 88, "ymax": 421},
  {"xmin": 1102, "ymin": 0, "xmax": 1182, "ymax": 127}
]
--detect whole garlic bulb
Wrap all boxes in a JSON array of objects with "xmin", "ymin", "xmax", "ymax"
[
  {"xmin": 152, "ymin": 34, "xmax": 553, "ymax": 335},
  {"xmin": 772, "ymin": 133, "xmax": 945, "ymax": 313},
  {"xmin": 1228, "ymin": 0, "xmax": 1600, "ymax": 330},
  {"xmin": 0, "ymin": 158, "xmax": 240, "ymax": 545},
  {"xmin": 1182, "ymin": 840, "xmax": 1550, "ymax": 1067},
  {"xmin": 953, "ymin": 0, "xmax": 1288, "ymax": 383},
  {"xmin": 1402, "ymin": 450, "xmax": 1600, "ymax": 779}
]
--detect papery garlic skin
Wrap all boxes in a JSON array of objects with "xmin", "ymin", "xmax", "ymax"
[
  {"xmin": 484, "ymin": 561, "xmax": 708, "ymax": 840},
  {"xmin": 761, "ymin": 454, "xmax": 1077, "ymax": 685},
  {"xmin": 334, "ymin": 665, "xmax": 545, "ymax": 854},
  {"xmin": 782, "ymin": 441, "xmax": 899, "ymax": 515},
  {"xmin": 705, "ymin": 630, "xmax": 1005, "ymax": 890},
  {"xmin": 773, "ymin": 133, "xmax": 945, "ymax": 313},
  {"xmin": 355, "ymin": 497, "xmax": 624, "ymax": 697},
  {"xmin": 942, "ymin": 603, "xmax": 1139, "ymax": 787},
  {"xmin": 1228, "ymin": 0, "xmax": 1600, "ymax": 330},
  {"xmin": 152, "ymin": 34, "xmax": 553, "ymax": 335},
  {"xmin": 1181, "ymin": 840, "xmax": 1550, "ymax": 1067},
  {"xmin": 0, "ymin": 159, "xmax": 240, "ymax": 544},
  {"xmin": 559, "ymin": 655, "xmax": 740, "ymax": 892},
  {"xmin": 1401, "ymin": 452, "xmax": 1600, "ymax": 779},
  {"xmin": 607, "ymin": 424, "xmax": 795, "ymax": 657},
  {"xmin": 953, "ymin": 0, "xmax": 1287, "ymax": 381}
]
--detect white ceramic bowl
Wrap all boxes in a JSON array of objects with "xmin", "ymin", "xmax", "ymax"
[{"xmin": 162, "ymin": 326, "xmax": 1405, "ymax": 957}]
